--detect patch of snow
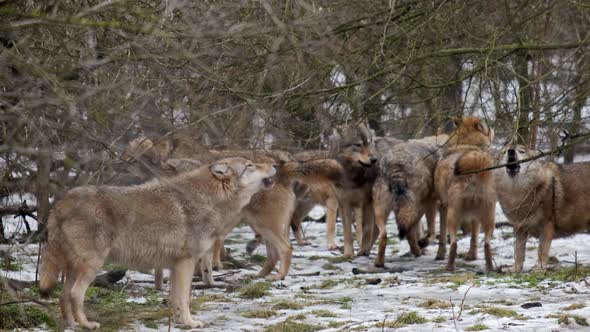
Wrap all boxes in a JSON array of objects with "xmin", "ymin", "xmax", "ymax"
[
  {"xmin": 307, "ymin": 205, "xmax": 326, "ymax": 220},
  {"xmin": 4, "ymin": 203, "xmax": 590, "ymax": 331}
]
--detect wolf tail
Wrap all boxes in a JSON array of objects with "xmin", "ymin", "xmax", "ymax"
[
  {"xmin": 382, "ymin": 163, "xmax": 418, "ymax": 239},
  {"xmin": 39, "ymin": 215, "xmax": 63, "ymax": 298},
  {"xmin": 279, "ymin": 159, "xmax": 343, "ymax": 184},
  {"xmin": 385, "ymin": 161, "xmax": 409, "ymax": 201},
  {"xmin": 454, "ymin": 150, "xmax": 493, "ymax": 180}
]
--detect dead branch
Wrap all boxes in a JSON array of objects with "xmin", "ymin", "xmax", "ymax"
[{"xmin": 352, "ymin": 266, "xmax": 411, "ymax": 275}]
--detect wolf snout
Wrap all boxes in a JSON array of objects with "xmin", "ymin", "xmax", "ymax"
[
  {"xmin": 359, "ymin": 157, "xmax": 378, "ymax": 167},
  {"xmin": 506, "ymin": 149, "xmax": 520, "ymax": 176},
  {"xmin": 262, "ymin": 177, "xmax": 275, "ymax": 189},
  {"xmin": 268, "ymin": 164, "xmax": 277, "ymax": 176}
]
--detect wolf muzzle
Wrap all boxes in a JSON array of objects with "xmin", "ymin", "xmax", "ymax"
[
  {"xmin": 506, "ymin": 149, "xmax": 520, "ymax": 177},
  {"xmin": 359, "ymin": 157, "xmax": 378, "ymax": 168}
]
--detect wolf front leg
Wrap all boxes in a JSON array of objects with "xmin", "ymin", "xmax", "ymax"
[
  {"xmin": 325, "ymin": 197, "xmax": 339, "ymax": 250},
  {"xmin": 536, "ymin": 222, "xmax": 554, "ymax": 272},
  {"xmin": 340, "ymin": 204, "xmax": 355, "ymax": 258},
  {"xmin": 435, "ymin": 204, "xmax": 448, "ymax": 261},
  {"xmin": 373, "ymin": 188, "xmax": 392, "ymax": 267},
  {"xmin": 358, "ymin": 202, "xmax": 376, "ymax": 256},
  {"xmin": 170, "ymin": 258, "xmax": 203, "ymax": 328},
  {"xmin": 512, "ymin": 229, "xmax": 528, "ymax": 273}
]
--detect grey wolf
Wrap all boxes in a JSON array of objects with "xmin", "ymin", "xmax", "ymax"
[
  {"xmin": 328, "ymin": 122, "xmax": 379, "ymax": 257},
  {"xmin": 495, "ymin": 145, "xmax": 590, "ymax": 272},
  {"xmin": 373, "ymin": 134, "xmax": 447, "ymax": 267},
  {"xmin": 434, "ymin": 117, "xmax": 496, "ymax": 272},
  {"xmin": 39, "ymin": 157, "xmax": 276, "ymax": 329}
]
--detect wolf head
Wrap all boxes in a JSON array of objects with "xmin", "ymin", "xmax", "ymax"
[
  {"xmin": 500, "ymin": 145, "xmax": 543, "ymax": 178},
  {"xmin": 448, "ymin": 116, "xmax": 494, "ymax": 148},
  {"xmin": 329, "ymin": 121, "xmax": 378, "ymax": 168},
  {"xmin": 209, "ymin": 157, "xmax": 276, "ymax": 190}
]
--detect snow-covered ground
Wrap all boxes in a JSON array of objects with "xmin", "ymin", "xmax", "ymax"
[{"xmin": 2, "ymin": 204, "xmax": 590, "ymax": 331}]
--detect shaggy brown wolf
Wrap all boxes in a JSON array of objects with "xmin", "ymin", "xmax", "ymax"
[
  {"xmin": 39, "ymin": 157, "xmax": 276, "ymax": 329},
  {"xmin": 434, "ymin": 117, "xmax": 496, "ymax": 272},
  {"xmin": 373, "ymin": 135, "xmax": 447, "ymax": 267},
  {"xmin": 495, "ymin": 145, "xmax": 590, "ymax": 272},
  {"xmin": 329, "ymin": 122, "xmax": 379, "ymax": 257},
  {"xmin": 246, "ymin": 124, "xmax": 379, "ymax": 258},
  {"xmin": 232, "ymin": 156, "xmax": 343, "ymax": 280},
  {"xmin": 290, "ymin": 150, "xmax": 339, "ymax": 250}
]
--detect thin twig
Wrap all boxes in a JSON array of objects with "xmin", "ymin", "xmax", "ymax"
[{"xmin": 457, "ymin": 284, "xmax": 474, "ymax": 321}]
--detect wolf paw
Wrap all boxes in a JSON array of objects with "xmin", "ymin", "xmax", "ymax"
[
  {"xmin": 81, "ymin": 321, "xmax": 101, "ymax": 330},
  {"xmin": 296, "ymin": 239, "xmax": 312, "ymax": 246},
  {"xmin": 356, "ymin": 249, "xmax": 370, "ymax": 257},
  {"xmin": 184, "ymin": 319, "xmax": 204, "ymax": 328},
  {"xmin": 265, "ymin": 274, "xmax": 285, "ymax": 281},
  {"xmin": 327, "ymin": 243, "xmax": 339, "ymax": 251},
  {"xmin": 465, "ymin": 253, "xmax": 477, "ymax": 261}
]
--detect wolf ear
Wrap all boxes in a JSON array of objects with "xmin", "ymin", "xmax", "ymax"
[
  {"xmin": 476, "ymin": 121, "xmax": 489, "ymax": 134},
  {"xmin": 210, "ymin": 162, "xmax": 232, "ymax": 179},
  {"xmin": 453, "ymin": 116, "xmax": 462, "ymax": 128}
]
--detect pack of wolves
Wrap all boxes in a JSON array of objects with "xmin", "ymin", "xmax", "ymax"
[{"xmin": 39, "ymin": 117, "xmax": 590, "ymax": 329}]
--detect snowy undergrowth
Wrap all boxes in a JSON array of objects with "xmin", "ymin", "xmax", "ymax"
[{"xmin": 2, "ymin": 204, "xmax": 590, "ymax": 331}]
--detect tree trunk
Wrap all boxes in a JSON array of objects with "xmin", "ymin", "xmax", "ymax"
[
  {"xmin": 515, "ymin": 51, "xmax": 533, "ymax": 145},
  {"xmin": 441, "ymin": 55, "xmax": 463, "ymax": 119},
  {"xmin": 528, "ymin": 55, "xmax": 543, "ymax": 149},
  {"xmin": 35, "ymin": 149, "xmax": 51, "ymax": 235},
  {"xmin": 563, "ymin": 60, "xmax": 588, "ymax": 163}
]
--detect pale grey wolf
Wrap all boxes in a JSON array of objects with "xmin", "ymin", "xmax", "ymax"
[
  {"xmin": 495, "ymin": 145, "xmax": 590, "ymax": 272},
  {"xmin": 39, "ymin": 157, "xmax": 276, "ymax": 329}
]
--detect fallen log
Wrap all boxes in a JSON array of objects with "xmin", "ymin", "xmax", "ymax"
[
  {"xmin": 291, "ymin": 271, "xmax": 321, "ymax": 277},
  {"xmin": 351, "ymin": 266, "xmax": 411, "ymax": 275},
  {"xmin": 0, "ymin": 277, "xmax": 35, "ymax": 292},
  {"xmin": 131, "ymin": 279, "xmax": 226, "ymax": 289}
]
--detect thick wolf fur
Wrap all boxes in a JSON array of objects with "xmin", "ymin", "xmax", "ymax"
[
  {"xmin": 495, "ymin": 146, "xmax": 590, "ymax": 272},
  {"xmin": 328, "ymin": 122, "xmax": 379, "ymax": 257},
  {"xmin": 183, "ymin": 148, "xmax": 344, "ymax": 280},
  {"xmin": 289, "ymin": 150, "xmax": 339, "ymax": 250},
  {"xmin": 373, "ymin": 134, "xmax": 447, "ymax": 267},
  {"xmin": 434, "ymin": 117, "xmax": 496, "ymax": 272},
  {"xmin": 239, "ymin": 157, "xmax": 344, "ymax": 280},
  {"xmin": 39, "ymin": 157, "xmax": 276, "ymax": 329},
  {"xmin": 124, "ymin": 138, "xmax": 343, "ymax": 282}
]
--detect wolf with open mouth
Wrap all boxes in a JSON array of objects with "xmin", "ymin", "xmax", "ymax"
[{"xmin": 495, "ymin": 145, "xmax": 590, "ymax": 272}]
